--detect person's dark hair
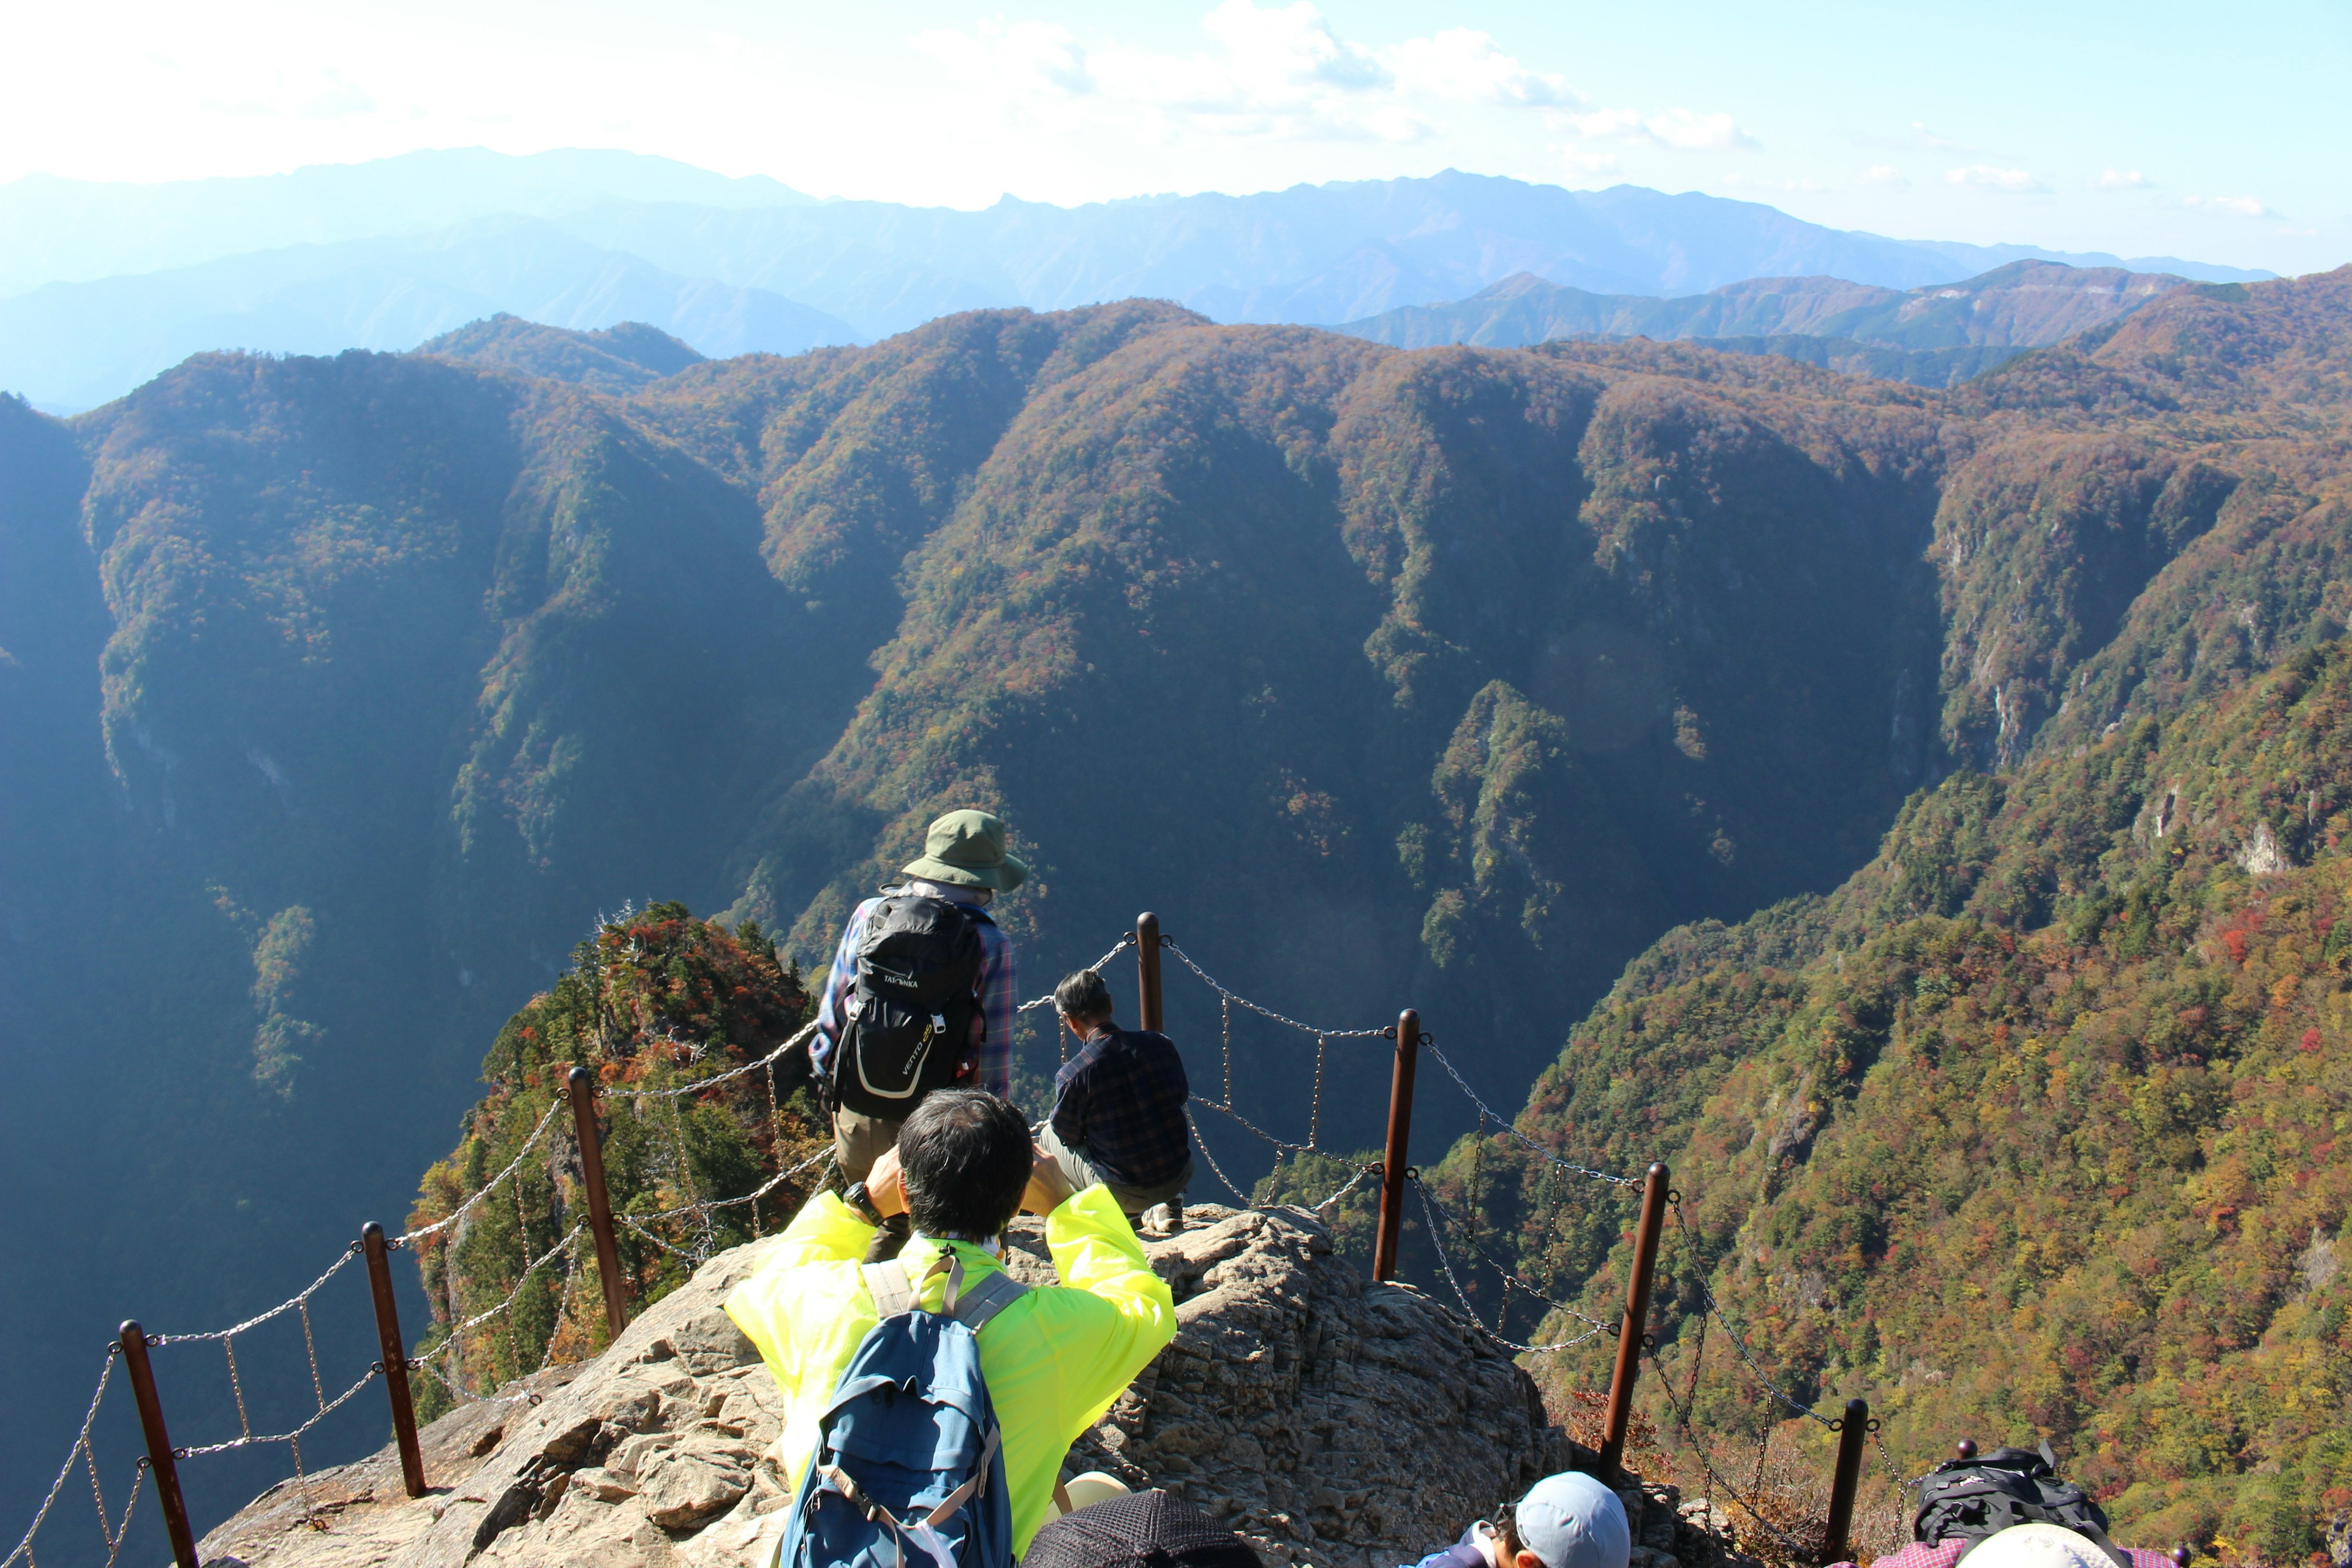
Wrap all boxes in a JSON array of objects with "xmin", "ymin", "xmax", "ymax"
[
  {"xmin": 1496, "ymin": 1508, "xmax": 1526, "ymax": 1566},
  {"xmin": 1022, "ymin": 1489, "xmax": 1260, "ymax": 1568},
  {"xmin": 898, "ymin": 1089, "xmax": 1033, "ymax": 1239},
  {"xmin": 1055, "ymin": 968, "xmax": 1115, "ymax": 1023}
]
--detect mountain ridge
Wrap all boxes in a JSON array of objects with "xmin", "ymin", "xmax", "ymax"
[
  {"xmin": 0, "ymin": 216, "xmax": 859, "ymax": 412},
  {"xmin": 4, "ymin": 266, "xmax": 2349, "ymax": 1561},
  {"xmin": 1338, "ymin": 259, "xmax": 2191, "ymax": 356},
  {"xmin": 0, "ymin": 158, "xmax": 2277, "ymax": 412}
]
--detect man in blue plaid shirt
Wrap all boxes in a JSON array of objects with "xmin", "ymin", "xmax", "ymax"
[
  {"xmin": 1041, "ymin": 968, "xmax": 1194, "ymax": 1226},
  {"xmin": 811, "ymin": 810, "xmax": 1022, "ymax": 1188}
]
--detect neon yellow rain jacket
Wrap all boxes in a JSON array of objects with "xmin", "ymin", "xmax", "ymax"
[{"xmin": 723, "ymin": 1185, "xmax": 1178, "ymax": 1555}]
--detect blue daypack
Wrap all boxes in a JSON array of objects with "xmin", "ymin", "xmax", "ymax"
[{"xmin": 778, "ymin": 1253, "xmax": 1027, "ymax": 1568}]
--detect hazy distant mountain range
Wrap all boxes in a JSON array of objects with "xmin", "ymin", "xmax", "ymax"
[
  {"xmin": 1334, "ymin": 259, "xmax": 2202, "ymax": 385},
  {"xmin": 0, "ymin": 148, "xmax": 2277, "ymax": 410},
  {"xmin": 0, "ymin": 218, "xmax": 858, "ymax": 413}
]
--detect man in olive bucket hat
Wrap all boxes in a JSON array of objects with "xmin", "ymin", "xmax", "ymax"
[{"xmin": 811, "ymin": 810, "xmax": 1025, "ymax": 1254}]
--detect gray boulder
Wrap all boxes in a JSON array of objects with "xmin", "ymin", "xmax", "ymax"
[{"xmin": 197, "ymin": 1205, "xmax": 1577, "ymax": 1568}]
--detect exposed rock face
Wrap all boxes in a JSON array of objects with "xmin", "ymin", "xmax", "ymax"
[{"xmin": 197, "ymin": 1207, "xmax": 1574, "ymax": 1568}]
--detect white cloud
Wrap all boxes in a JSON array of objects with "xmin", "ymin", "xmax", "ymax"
[
  {"xmin": 1649, "ymin": 108, "xmax": 1755, "ymax": 151},
  {"xmin": 300, "ymin": 71, "xmax": 375, "ymax": 119},
  {"xmin": 1859, "ymin": 164, "xmax": 1909, "ymax": 187},
  {"xmin": 1721, "ymin": 173, "xmax": 1826, "ymax": 193},
  {"xmin": 2184, "ymin": 194, "xmax": 2270, "ymax": 218},
  {"xmin": 0, "ymin": 1, "xmax": 1741, "ymax": 212},
  {"xmin": 1389, "ymin": 28, "xmax": 1575, "ymax": 108},
  {"xmin": 907, "ymin": 2, "xmax": 1676, "ymax": 157},
  {"xmin": 914, "ymin": 21, "xmax": 1095, "ymax": 100},
  {"xmin": 2094, "ymin": 167, "xmax": 2151, "ymax": 189},
  {"xmin": 1570, "ymin": 105, "xmax": 1756, "ymax": 153},
  {"xmin": 1946, "ymin": 164, "xmax": 2047, "ymax": 193},
  {"xmin": 1913, "ymin": 122, "xmax": 1973, "ymax": 152},
  {"xmin": 1199, "ymin": 0, "xmax": 1388, "ymax": 96}
]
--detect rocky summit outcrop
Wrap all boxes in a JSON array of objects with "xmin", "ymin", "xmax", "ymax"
[{"xmin": 197, "ymin": 1205, "xmax": 1599, "ymax": 1568}]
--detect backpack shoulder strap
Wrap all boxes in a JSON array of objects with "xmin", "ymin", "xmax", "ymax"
[
  {"xmin": 949, "ymin": 1267, "xmax": 1028, "ymax": 1333},
  {"xmin": 864, "ymin": 1261, "xmax": 916, "ymax": 1319}
]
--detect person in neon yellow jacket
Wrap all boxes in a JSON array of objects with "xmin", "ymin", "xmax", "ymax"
[{"xmin": 725, "ymin": 1089, "xmax": 1179, "ymax": 1558}]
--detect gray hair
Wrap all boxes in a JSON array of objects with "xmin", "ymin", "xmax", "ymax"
[{"xmin": 1054, "ymin": 968, "xmax": 1115, "ymax": 1023}]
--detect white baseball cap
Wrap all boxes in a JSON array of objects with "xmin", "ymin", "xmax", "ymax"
[
  {"xmin": 1961, "ymin": 1524, "xmax": 2119, "ymax": 1568},
  {"xmin": 1515, "ymin": 1473, "xmax": 1631, "ymax": 1568}
]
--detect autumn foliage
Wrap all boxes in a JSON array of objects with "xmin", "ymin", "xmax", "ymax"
[{"xmin": 405, "ymin": 903, "xmax": 822, "ymax": 1414}]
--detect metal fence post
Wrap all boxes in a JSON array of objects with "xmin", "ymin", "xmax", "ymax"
[
  {"xmin": 1371, "ymin": 1008, "xmax": 1420, "ymax": 1283},
  {"xmin": 118, "ymin": 1321, "xmax": 199, "ymax": 1568},
  {"xmin": 1598, "ymin": 1161, "xmax": 1670, "ymax": 1478},
  {"xmin": 1822, "ymin": 1396, "xmax": 1869, "ymax": 1564},
  {"xmin": 566, "ymin": 1066, "xmax": 630, "ymax": 1339},
  {"xmin": 361, "ymin": 1223, "xmax": 428, "ymax": 1498},
  {"xmin": 1135, "ymin": 912, "xmax": 1164, "ymax": 1033}
]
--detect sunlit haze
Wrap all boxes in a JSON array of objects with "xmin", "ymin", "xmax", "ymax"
[{"xmin": 4, "ymin": 0, "xmax": 2345, "ymax": 274}]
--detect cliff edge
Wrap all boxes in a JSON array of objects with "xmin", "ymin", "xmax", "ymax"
[{"xmin": 197, "ymin": 1205, "xmax": 1604, "ymax": 1568}]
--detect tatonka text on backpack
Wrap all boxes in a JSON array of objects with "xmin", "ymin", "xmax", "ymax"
[
  {"xmin": 779, "ymin": 1253, "xmax": 1025, "ymax": 1568},
  {"xmin": 1912, "ymin": 1443, "xmax": 2128, "ymax": 1567},
  {"xmin": 832, "ymin": 894, "xmax": 987, "ymax": 1120}
]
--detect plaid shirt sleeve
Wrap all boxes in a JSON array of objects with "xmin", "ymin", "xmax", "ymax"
[
  {"xmin": 809, "ymin": 899, "xmax": 875, "ymax": 1082},
  {"xmin": 969, "ymin": 918, "xmax": 1015, "ymax": 1097}
]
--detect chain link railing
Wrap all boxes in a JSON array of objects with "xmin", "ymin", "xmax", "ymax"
[{"xmin": 12, "ymin": 915, "xmax": 1927, "ymax": 1568}]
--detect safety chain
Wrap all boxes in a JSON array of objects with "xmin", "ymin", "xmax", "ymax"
[
  {"xmin": 396, "ymin": 1096, "xmax": 566, "ymax": 1245},
  {"xmin": 454, "ymin": 1223, "xmax": 584, "ymax": 1335},
  {"xmin": 173, "ymin": 1365, "xmax": 380, "ymax": 1460},
  {"xmin": 1186, "ymin": 1108, "xmax": 1259, "ymax": 1205},
  {"xmin": 1420, "ymin": 1042, "xmax": 1638, "ymax": 1188},
  {"xmin": 146, "ymin": 1240, "xmax": 361, "ymax": 1345},
  {"xmin": 1016, "ymin": 937, "xmax": 1138, "ymax": 1014},
  {"xmin": 1411, "ymin": 1177, "xmax": 1617, "ymax": 1331},
  {"xmin": 602, "ymin": 1017, "xmax": 822, "ymax": 1101},
  {"xmin": 1411, "ymin": 1175, "xmax": 1618, "ymax": 1354},
  {"xmin": 1307, "ymin": 1164, "xmax": 1379, "ymax": 1213},
  {"xmin": 2, "ymin": 1350, "xmax": 126, "ymax": 1568},
  {"xmin": 1667, "ymin": 1197, "xmax": 1836, "ymax": 1428},
  {"xmin": 1411, "ymin": 1180, "xmax": 1612, "ymax": 1354},
  {"xmin": 1640, "ymin": 1336, "xmax": 1820, "ymax": 1561},
  {"xmin": 416, "ymin": 1220, "xmax": 586, "ymax": 1406},
  {"xmin": 1190, "ymin": 1093, "xmax": 1317, "ymax": 1154},
  {"xmin": 616, "ymin": 1145, "xmax": 835, "ymax": 1265},
  {"xmin": 1159, "ymin": 940, "xmax": 1393, "ymax": 1038}
]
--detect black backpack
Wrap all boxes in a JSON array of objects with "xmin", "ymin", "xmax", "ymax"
[
  {"xmin": 1913, "ymin": 1444, "xmax": 2127, "ymax": 1567},
  {"xmin": 831, "ymin": 894, "xmax": 986, "ymax": 1119}
]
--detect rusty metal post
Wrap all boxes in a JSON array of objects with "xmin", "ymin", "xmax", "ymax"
[
  {"xmin": 566, "ymin": 1066, "xmax": 629, "ymax": 1339},
  {"xmin": 1598, "ymin": 1161, "xmax": 1670, "ymax": 1478},
  {"xmin": 1135, "ymin": 912, "xmax": 1164, "ymax": 1033},
  {"xmin": 1822, "ymin": 1397, "xmax": 1870, "ymax": 1564},
  {"xmin": 361, "ymin": 1223, "xmax": 428, "ymax": 1498},
  {"xmin": 118, "ymin": 1321, "xmax": 199, "ymax": 1568},
  {"xmin": 1371, "ymin": 1009, "xmax": 1421, "ymax": 1283}
]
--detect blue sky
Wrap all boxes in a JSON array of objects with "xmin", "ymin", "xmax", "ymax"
[{"xmin": 6, "ymin": 0, "xmax": 2345, "ymax": 273}]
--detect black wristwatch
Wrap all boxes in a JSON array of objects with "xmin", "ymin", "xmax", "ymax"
[{"xmin": 842, "ymin": 1182, "xmax": 884, "ymax": 1227}]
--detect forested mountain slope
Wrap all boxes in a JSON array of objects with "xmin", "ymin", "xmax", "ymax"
[
  {"xmin": 1441, "ymin": 270, "xmax": 2352, "ymax": 1562},
  {"xmin": 2, "ymin": 266, "xmax": 2349, "ymax": 1555}
]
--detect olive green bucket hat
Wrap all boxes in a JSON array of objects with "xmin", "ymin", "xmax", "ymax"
[{"xmin": 900, "ymin": 809, "xmax": 1027, "ymax": 892}]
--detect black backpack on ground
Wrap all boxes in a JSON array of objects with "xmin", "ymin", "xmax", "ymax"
[
  {"xmin": 831, "ymin": 894, "xmax": 987, "ymax": 1120},
  {"xmin": 1913, "ymin": 1443, "xmax": 2128, "ymax": 1567}
]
